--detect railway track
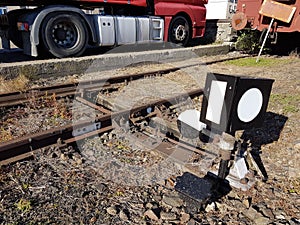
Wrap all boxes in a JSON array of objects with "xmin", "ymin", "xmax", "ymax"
[
  {"xmin": 0, "ymin": 67, "xmax": 181, "ymax": 107},
  {"xmin": 0, "ymin": 54, "xmax": 248, "ymax": 166},
  {"xmin": 0, "ymin": 54, "xmax": 249, "ymax": 107},
  {"xmin": 0, "ymin": 88, "xmax": 204, "ymax": 163}
]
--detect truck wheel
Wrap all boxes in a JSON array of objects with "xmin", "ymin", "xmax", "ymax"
[
  {"xmin": 168, "ymin": 16, "xmax": 191, "ymax": 46},
  {"xmin": 40, "ymin": 13, "xmax": 88, "ymax": 58}
]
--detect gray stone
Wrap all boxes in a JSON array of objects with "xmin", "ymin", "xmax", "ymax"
[
  {"xmin": 145, "ymin": 203, "xmax": 153, "ymax": 209},
  {"xmin": 83, "ymin": 150, "xmax": 94, "ymax": 156},
  {"xmin": 275, "ymin": 214, "xmax": 286, "ymax": 220},
  {"xmin": 187, "ymin": 219, "xmax": 196, "ymax": 225},
  {"xmin": 205, "ymin": 202, "xmax": 216, "ymax": 212},
  {"xmin": 180, "ymin": 212, "xmax": 190, "ymax": 223},
  {"xmin": 119, "ymin": 210, "xmax": 129, "ymax": 221},
  {"xmin": 160, "ymin": 211, "xmax": 177, "ymax": 221},
  {"xmin": 162, "ymin": 194, "xmax": 184, "ymax": 208},
  {"xmin": 170, "ymin": 206, "xmax": 181, "ymax": 214},
  {"xmin": 274, "ymin": 210, "xmax": 287, "ymax": 221},
  {"xmin": 144, "ymin": 209, "xmax": 159, "ymax": 221},
  {"xmin": 261, "ymin": 207, "xmax": 275, "ymax": 219},
  {"xmin": 106, "ymin": 206, "xmax": 118, "ymax": 216},
  {"xmin": 95, "ymin": 183, "xmax": 109, "ymax": 193},
  {"xmin": 242, "ymin": 198, "xmax": 251, "ymax": 208},
  {"xmin": 153, "ymin": 194, "xmax": 162, "ymax": 202},
  {"xmin": 244, "ymin": 207, "xmax": 261, "ymax": 221},
  {"xmin": 254, "ymin": 217, "xmax": 270, "ymax": 225},
  {"xmin": 215, "ymin": 202, "xmax": 226, "ymax": 214},
  {"xmin": 227, "ymin": 191, "xmax": 239, "ymax": 199},
  {"xmin": 231, "ymin": 199, "xmax": 246, "ymax": 209}
]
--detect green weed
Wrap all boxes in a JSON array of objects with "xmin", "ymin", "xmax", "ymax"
[
  {"xmin": 269, "ymin": 93, "xmax": 300, "ymax": 114},
  {"xmin": 225, "ymin": 57, "xmax": 292, "ymax": 67},
  {"xmin": 15, "ymin": 198, "xmax": 32, "ymax": 212},
  {"xmin": 235, "ymin": 30, "xmax": 260, "ymax": 53}
]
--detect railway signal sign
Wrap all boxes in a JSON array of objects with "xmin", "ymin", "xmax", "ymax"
[
  {"xmin": 200, "ymin": 73, "xmax": 274, "ymax": 134},
  {"xmin": 259, "ymin": 0, "xmax": 296, "ymax": 24}
]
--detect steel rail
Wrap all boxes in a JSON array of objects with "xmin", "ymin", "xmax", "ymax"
[
  {"xmin": 0, "ymin": 88, "xmax": 203, "ymax": 165},
  {"xmin": 0, "ymin": 55, "xmax": 249, "ymax": 108},
  {"xmin": 0, "ymin": 67, "xmax": 181, "ymax": 107}
]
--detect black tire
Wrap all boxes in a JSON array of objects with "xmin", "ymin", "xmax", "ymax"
[
  {"xmin": 168, "ymin": 16, "xmax": 191, "ymax": 46},
  {"xmin": 40, "ymin": 13, "xmax": 88, "ymax": 58}
]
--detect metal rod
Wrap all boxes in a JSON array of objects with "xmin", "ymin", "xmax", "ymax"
[
  {"xmin": 218, "ymin": 159, "xmax": 229, "ymax": 180},
  {"xmin": 256, "ymin": 18, "xmax": 274, "ymax": 63}
]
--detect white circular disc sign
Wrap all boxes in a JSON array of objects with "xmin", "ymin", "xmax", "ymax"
[{"xmin": 237, "ymin": 88, "xmax": 263, "ymax": 123}]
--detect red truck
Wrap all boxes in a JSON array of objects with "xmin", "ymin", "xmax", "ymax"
[{"xmin": 0, "ymin": 0, "xmax": 207, "ymax": 58}]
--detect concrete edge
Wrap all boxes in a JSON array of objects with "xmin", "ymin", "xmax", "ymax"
[{"xmin": 0, "ymin": 44, "xmax": 231, "ymax": 80}]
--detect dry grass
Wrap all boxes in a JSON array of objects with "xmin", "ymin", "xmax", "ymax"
[
  {"xmin": 0, "ymin": 74, "xmax": 29, "ymax": 93},
  {"xmin": 0, "ymin": 92, "xmax": 72, "ymax": 143},
  {"xmin": 0, "ymin": 127, "xmax": 13, "ymax": 142}
]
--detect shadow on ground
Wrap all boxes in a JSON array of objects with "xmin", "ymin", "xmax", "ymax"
[
  {"xmin": 241, "ymin": 112, "xmax": 288, "ymax": 180},
  {"xmin": 175, "ymin": 172, "xmax": 232, "ymax": 213}
]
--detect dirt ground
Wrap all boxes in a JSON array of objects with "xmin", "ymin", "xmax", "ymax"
[{"xmin": 0, "ymin": 53, "xmax": 299, "ymax": 224}]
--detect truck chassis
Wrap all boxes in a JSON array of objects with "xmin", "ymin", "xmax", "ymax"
[{"xmin": 0, "ymin": 0, "xmax": 207, "ymax": 57}]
